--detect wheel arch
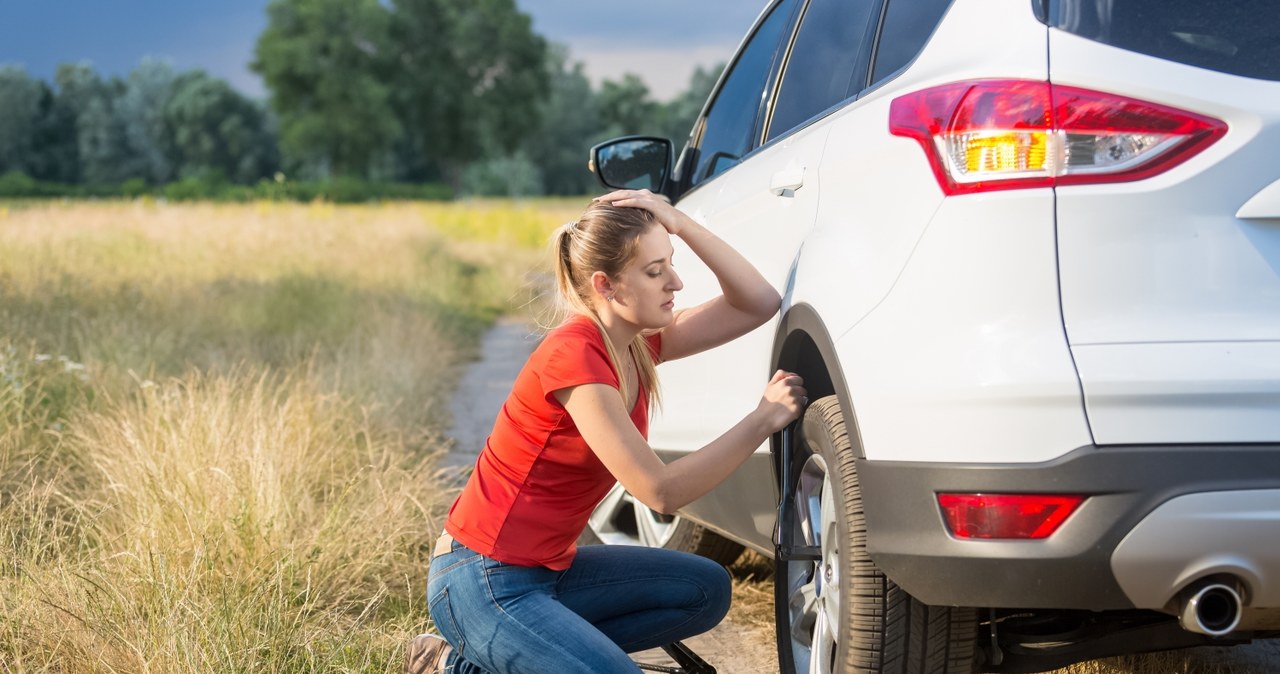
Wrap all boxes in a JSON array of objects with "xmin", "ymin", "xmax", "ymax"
[{"xmin": 771, "ymin": 303, "xmax": 865, "ymax": 460}]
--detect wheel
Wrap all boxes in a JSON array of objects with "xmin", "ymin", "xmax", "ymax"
[
  {"xmin": 776, "ymin": 395, "xmax": 977, "ymax": 674},
  {"xmin": 582, "ymin": 482, "xmax": 744, "ymax": 566}
]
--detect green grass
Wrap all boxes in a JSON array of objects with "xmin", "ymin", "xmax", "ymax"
[{"xmin": 0, "ymin": 199, "xmax": 580, "ymax": 673}]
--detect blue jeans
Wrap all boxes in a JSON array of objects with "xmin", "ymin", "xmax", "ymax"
[{"xmin": 426, "ymin": 539, "xmax": 731, "ymax": 674}]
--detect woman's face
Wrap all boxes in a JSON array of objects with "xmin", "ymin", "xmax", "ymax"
[{"xmin": 610, "ymin": 225, "xmax": 683, "ymax": 330}]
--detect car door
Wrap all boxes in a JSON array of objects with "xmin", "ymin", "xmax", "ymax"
[{"xmin": 656, "ymin": 0, "xmax": 880, "ymax": 549}]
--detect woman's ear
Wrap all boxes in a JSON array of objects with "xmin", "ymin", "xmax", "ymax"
[{"xmin": 590, "ymin": 271, "xmax": 615, "ymax": 302}]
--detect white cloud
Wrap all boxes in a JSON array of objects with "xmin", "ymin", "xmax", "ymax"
[
  {"xmin": 516, "ymin": 0, "xmax": 760, "ymax": 100},
  {"xmin": 571, "ymin": 42, "xmax": 736, "ymax": 101}
]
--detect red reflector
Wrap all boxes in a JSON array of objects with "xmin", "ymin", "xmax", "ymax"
[
  {"xmin": 889, "ymin": 79, "xmax": 1227, "ymax": 195},
  {"xmin": 937, "ymin": 493, "xmax": 1085, "ymax": 540}
]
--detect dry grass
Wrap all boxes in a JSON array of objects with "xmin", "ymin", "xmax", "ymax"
[
  {"xmin": 0, "ymin": 198, "xmax": 581, "ymax": 673},
  {"xmin": 1, "ymin": 366, "xmax": 447, "ymax": 672},
  {"xmin": 1045, "ymin": 644, "xmax": 1280, "ymax": 674},
  {"xmin": 728, "ymin": 550, "xmax": 780, "ymax": 634}
]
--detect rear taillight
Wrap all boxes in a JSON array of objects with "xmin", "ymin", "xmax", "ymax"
[
  {"xmin": 937, "ymin": 493, "xmax": 1085, "ymax": 540},
  {"xmin": 889, "ymin": 80, "xmax": 1227, "ymax": 195}
]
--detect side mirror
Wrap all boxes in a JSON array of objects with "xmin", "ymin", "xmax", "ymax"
[{"xmin": 589, "ymin": 136, "xmax": 672, "ymax": 193}]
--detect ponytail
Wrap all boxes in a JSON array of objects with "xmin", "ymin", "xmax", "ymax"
[{"xmin": 549, "ymin": 207, "xmax": 662, "ymax": 410}]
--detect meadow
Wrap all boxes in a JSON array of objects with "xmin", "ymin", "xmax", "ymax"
[{"xmin": 0, "ymin": 199, "xmax": 580, "ymax": 673}]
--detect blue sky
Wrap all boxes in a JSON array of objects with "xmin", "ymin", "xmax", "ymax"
[{"xmin": 0, "ymin": 1, "xmax": 764, "ymax": 100}]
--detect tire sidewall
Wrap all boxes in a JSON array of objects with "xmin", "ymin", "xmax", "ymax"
[
  {"xmin": 804, "ymin": 397, "xmax": 864, "ymax": 672},
  {"xmin": 777, "ymin": 396, "xmax": 865, "ymax": 674}
]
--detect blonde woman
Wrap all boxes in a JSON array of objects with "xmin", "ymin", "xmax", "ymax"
[{"xmin": 408, "ymin": 190, "xmax": 805, "ymax": 674}]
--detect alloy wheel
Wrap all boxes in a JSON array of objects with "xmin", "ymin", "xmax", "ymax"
[
  {"xmin": 587, "ymin": 482, "xmax": 680, "ymax": 548},
  {"xmin": 781, "ymin": 453, "xmax": 841, "ymax": 673}
]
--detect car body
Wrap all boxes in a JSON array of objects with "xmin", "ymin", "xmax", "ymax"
[{"xmin": 588, "ymin": 0, "xmax": 1280, "ymax": 672}]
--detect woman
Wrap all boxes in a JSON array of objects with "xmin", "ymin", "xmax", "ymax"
[{"xmin": 408, "ymin": 189, "xmax": 806, "ymax": 674}]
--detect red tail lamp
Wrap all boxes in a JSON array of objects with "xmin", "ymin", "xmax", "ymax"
[
  {"xmin": 889, "ymin": 79, "xmax": 1226, "ymax": 195},
  {"xmin": 938, "ymin": 493, "xmax": 1085, "ymax": 540}
]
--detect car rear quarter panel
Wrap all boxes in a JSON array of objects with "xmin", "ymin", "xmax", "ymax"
[
  {"xmin": 1050, "ymin": 29, "xmax": 1280, "ymax": 444},
  {"xmin": 787, "ymin": 0, "xmax": 1091, "ymax": 464}
]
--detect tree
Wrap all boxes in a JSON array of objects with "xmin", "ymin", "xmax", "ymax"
[
  {"xmin": 117, "ymin": 58, "xmax": 179, "ymax": 184},
  {"xmin": 597, "ymin": 74, "xmax": 660, "ymax": 139},
  {"xmin": 53, "ymin": 63, "xmax": 138, "ymax": 185},
  {"xmin": 389, "ymin": 0, "xmax": 549, "ymax": 182},
  {"xmin": 459, "ymin": 152, "xmax": 543, "ymax": 197},
  {"xmin": 522, "ymin": 54, "xmax": 726, "ymax": 196},
  {"xmin": 252, "ymin": 0, "xmax": 399, "ymax": 178},
  {"xmin": 26, "ymin": 67, "xmax": 80, "ymax": 184},
  {"xmin": 165, "ymin": 71, "xmax": 278, "ymax": 184},
  {"xmin": 522, "ymin": 45, "xmax": 603, "ymax": 196},
  {"xmin": 659, "ymin": 63, "xmax": 722, "ymax": 144},
  {"xmin": 0, "ymin": 67, "xmax": 45, "ymax": 176}
]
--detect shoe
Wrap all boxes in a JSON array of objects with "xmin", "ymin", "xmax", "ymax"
[{"xmin": 404, "ymin": 634, "xmax": 451, "ymax": 674}]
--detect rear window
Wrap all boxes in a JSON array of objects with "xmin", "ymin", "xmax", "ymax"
[{"xmin": 1049, "ymin": 0, "xmax": 1280, "ymax": 81}]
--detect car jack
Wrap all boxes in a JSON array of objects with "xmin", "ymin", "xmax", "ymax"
[
  {"xmin": 635, "ymin": 641, "xmax": 716, "ymax": 674},
  {"xmin": 774, "ymin": 423, "xmax": 822, "ymax": 562}
]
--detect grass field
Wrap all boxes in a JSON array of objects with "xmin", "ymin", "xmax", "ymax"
[{"xmin": 0, "ymin": 199, "xmax": 582, "ymax": 673}]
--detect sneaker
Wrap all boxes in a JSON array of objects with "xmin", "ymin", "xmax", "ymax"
[{"xmin": 404, "ymin": 634, "xmax": 451, "ymax": 674}]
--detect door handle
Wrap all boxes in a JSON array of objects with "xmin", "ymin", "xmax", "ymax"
[{"xmin": 770, "ymin": 166, "xmax": 805, "ymax": 196}]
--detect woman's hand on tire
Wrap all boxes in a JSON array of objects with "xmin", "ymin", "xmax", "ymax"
[{"xmin": 757, "ymin": 370, "xmax": 806, "ymax": 433}]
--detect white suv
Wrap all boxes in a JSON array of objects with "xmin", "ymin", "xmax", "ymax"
[{"xmin": 588, "ymin": 0, "xmax": 1280, "ymax": 672}]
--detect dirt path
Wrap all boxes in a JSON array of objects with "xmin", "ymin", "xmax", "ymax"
[
  {"xmin": 444, "ymin": 316, "xmax": 540, "ymax": 469},
  {"xmin": 632, "ymin": 618, "xmax": 776, "ymax": 674}
]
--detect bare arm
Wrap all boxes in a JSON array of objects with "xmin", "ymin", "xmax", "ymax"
[
  {"xmin": 556, "ymin": 370, "xmax": 805, "ymax": 514},
  {"xmin": 597, "ymin": 189, "xmax": 781, "ymax": 362}
]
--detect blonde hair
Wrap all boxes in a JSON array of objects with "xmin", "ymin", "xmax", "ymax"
[{"xmin": 551, "ymin": 202, "xmax": 661, "ymax": 409}]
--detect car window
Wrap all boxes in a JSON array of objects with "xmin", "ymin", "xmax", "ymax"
[
  {"xmin": 691, "ymin": 0, "xmax": 798, "ymax": 186},
  {"xmin": 869, "ymin": 0, "xmax": 954, "ymax": 85},
  {"xmin": 767, "ymin": 0, "xmax": 878, "ymax": 142},
  {"xmin": 1049, "ymin": 0, "xmax": 1280, "ymax": 81}
]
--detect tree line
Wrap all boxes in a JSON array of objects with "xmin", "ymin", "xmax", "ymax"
[{"xmin": 0, "ymin": 0, "xmax": 721, "ymax": 200}]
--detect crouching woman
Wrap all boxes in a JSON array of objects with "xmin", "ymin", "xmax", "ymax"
[{"xmin": 408, "ymin": 189, "xmax": 805, "ymax": 674}]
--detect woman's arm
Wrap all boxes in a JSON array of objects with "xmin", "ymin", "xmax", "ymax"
[
  {"xmin": 597, "ymin": 189, "xmax": 781, "ymax": 362},
  {"xmin": 556, "ymin": 370, "xmax": 804, "ymax": 514}
]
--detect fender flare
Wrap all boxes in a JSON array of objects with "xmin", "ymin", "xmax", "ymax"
[{"xmin": 770, "ymin": 303, "xmax": 865, "ymax": 460}]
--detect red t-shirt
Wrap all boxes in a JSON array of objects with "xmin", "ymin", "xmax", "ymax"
[{"xmin": 445, "ymin": 314, "xmax": 662, "ymax": 570}]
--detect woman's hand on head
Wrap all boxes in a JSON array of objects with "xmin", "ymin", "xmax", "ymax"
[
  {"xmin": 595, "ymin": 189, "xmax": 688, "ymax": 236},
  {"xmin": 756, "ymin": 370, "xmax": 806, "ymax": 433}
]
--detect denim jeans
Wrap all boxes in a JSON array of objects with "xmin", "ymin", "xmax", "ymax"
[{"xmin": 426, "ymin": 538, "xmax": 731, "ymax": 674}]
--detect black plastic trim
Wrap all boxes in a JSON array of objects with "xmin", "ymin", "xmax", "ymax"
[
  {"xmin": 770, "ymin": 303, "xmax": 861, "ymax": 458},
  {"xmin": 1031, "ymin": 0, "xmax": 1049, "ymax": 24},
  {"xmin": 857, "ymin": 443, "xmax": 1280, "ymax": 609}
]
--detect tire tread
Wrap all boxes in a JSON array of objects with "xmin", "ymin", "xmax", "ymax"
[{"xmin": 778, "ymin": 396, "xmax": 977, "ymax": 674}]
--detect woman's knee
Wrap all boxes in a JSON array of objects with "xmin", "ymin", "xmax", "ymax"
[
  {"xmin": 688, "ymin": 553, "xmax": 731, "ymax": 593},
  {"xmin": 669, "ymin": 552, "xmax": 732, "ymax": 624}
]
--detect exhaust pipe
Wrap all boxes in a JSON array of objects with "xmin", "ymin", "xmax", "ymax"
[{"xmin": 1178, "ymin": 580, "xmax": 1243, "ymax": 636}]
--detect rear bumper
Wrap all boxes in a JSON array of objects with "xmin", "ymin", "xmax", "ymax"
[
  {"xmin": 1112, "ymin": 489, "xmax": 1280, "ymax": 615},
  {"xmin": 856, "ymin": 444, "xmax": 1280, "ymax": 609}
]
